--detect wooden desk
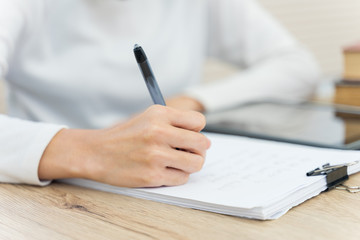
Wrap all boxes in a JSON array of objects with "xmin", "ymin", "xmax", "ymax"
[{"xmin": 0, "ymin": 174, "xmax": 360, "ymax": 240}]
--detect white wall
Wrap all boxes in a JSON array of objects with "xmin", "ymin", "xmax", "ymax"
[
  {"xmin": 0, "ymin": 80, "xmax": 4, "ymax": 113},
  {"xmin": 258, "ymin": 0, "xmax": 360, "ymax": 78}
]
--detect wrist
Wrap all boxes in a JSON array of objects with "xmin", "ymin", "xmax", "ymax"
[{"xmin": 38, "ymin": 128, "xmax": 97, "ymax": 181}]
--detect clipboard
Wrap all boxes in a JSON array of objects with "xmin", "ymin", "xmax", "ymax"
[
  {"xmin": 61, "ymin": 132, "xmax": 360, "ymax": 220},
  {"xmin": 307, "ymin": 161, "xmax": 359, "ymax": 190}
]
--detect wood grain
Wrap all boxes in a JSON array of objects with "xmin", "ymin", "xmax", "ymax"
[{"xmin": 1, "ymin": 173, "xmax": 360, "ymax": 240}]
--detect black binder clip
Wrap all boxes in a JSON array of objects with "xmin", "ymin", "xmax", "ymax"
[{"xmin": 306, "ymin": 161, "xmax": 359, "ymax": 191}]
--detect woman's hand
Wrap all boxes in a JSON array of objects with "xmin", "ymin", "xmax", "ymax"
[
  {"xmin": 166, "ymin": 95, "xmax": 205, "ymax": 112},
  {"xmin": 38, "ymin": 105, "xmax": 211, "ymax": 187}
]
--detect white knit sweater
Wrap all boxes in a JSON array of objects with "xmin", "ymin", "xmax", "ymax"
[{"xmin": 0, "ymin": 0, "xmax": 319, "ymax": 185}]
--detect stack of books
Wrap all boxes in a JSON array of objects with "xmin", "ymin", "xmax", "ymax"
[
  {"xmin": 334, "ymin": 42, "xmax": 360, "ymax": 106},
  {"xmin": 333, "ymin": 43, "xmax": 360, "ymax": 142}
]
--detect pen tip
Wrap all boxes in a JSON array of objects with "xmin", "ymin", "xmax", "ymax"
[{"xmin": 134, "ymin": 44, "xmax": 140, "ymax": 49}]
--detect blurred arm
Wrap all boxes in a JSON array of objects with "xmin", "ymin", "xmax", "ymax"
[{"xmin": 185, "ymin": 0, "xmax": 320, "ymax": 112}]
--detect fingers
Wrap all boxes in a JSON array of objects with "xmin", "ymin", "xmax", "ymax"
[
  {"xmin": 165, "ymin": 148, "xmax": 205, "ymax": 173},
  {"xmin": 146, "ymin": 105, "xmax": 206, "ymax": 132},
  {"xmin": 143, "ymin": 105, "xmax": 210, "ymax": 174},
  {"xmin": 143, "ymin": 146, "xmax": 205, "ymax": 174},
  {"xmin": 134, "ymin": 145, "xmax": 204, "ymax": 187},
  {"xmin": 92, "ymin": 105, "xmax": 211, "ymax": 188},
  {"xmin": 144, "ymin": 105, "xmax": 211, "ymax": 155},
  {"xmin": 165, "ymin": 126, "xmax": 211, "ymax": 156},
  {"xmin": 170, "ymin": 109, "xmax": 206, "ymax": 132},
  {"xmin": 140, "ymin": 168, "xmax": 190, "ymax": 187},
  {"xmin": 161, "ymin": 168, "xmax": 190, "ymax": 186},
  {"xmin": 131, "ymin": 150, "xmax": 199, "ymax": 187}
]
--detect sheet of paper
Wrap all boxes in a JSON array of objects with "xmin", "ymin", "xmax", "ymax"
[
  {"xmin": 62, "ymin": 133, "xmax": 360, "ymax": 219},
  {"xmin": 140, "ymin": 133, "xmax": 360, "ymax": 208}
]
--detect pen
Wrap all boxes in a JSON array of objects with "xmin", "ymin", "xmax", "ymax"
[{"xmin": 133, "ymin": 44, "xmax": 166, "ymax": 106}]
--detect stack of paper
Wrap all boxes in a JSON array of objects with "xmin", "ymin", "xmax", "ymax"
[{"xmin": 62, "ymin": 133, "xmax": 360, "ymax": 220}]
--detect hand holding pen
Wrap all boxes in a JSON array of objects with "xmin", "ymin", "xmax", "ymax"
[{"xmin": 38, "ymin": 45, "xmax": 210, "ymax": 188}]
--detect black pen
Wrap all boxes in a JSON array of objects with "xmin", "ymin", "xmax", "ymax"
[{"xmin": 134, "ymin": 44, "xmax": 166, "ymax": 106}]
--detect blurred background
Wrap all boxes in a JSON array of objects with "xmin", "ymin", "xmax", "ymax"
[
  {"xmin": 0, "ymin": 80, "xmax": 4, "ymax": 113},
  {"xmin": 258, "ymin": 0, "xmax": 360, "ymax": 77},
  {"xmin": 1, "ymin": 0, "xmax": 360, "ymax": 113}
]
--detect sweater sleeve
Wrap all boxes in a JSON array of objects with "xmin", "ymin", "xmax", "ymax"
[
  {"xmin": 0, "ymin": 116, "xmax": 65, "ymax": 185},
  {"xmin": 0, "ymin": 0, "xmax": 65, "ymax": 186},
  {"xmin": 185, "ymin": 0, "xmax": 320, "ymax": 112}
]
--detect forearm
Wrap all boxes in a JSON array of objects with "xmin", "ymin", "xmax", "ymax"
[
  {"xmin": 185, "ymin": 47, "xmax": 320, "ymax": 112},
  {"xmin": 38, "ymin": 128, "xmax": 94, "ymax": 181},
  {"xmin": 200, "ymin": 0, "xmax": 320, "ymax": 112}
]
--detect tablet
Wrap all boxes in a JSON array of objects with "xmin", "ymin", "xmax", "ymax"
[{"xmin": 204, "ymin": 101, "xmax": 360, "ymax": 149}]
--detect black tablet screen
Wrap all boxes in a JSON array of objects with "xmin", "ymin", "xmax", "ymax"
[{"xmin": 205, "ymin": 101, "xmax": 360, "ymax": 149}]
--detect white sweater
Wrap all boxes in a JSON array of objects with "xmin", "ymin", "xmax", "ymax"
[{"xmin": 0, "ymin": 0, "xmax": 319, "ymax": 185}]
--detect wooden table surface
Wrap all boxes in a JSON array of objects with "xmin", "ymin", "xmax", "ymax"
[{"xmin": 1, "ymin": 173, "xmax": 360, "ymax": 240}]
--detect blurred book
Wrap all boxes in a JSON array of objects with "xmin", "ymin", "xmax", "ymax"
[
  {"xmin": 342, "ymin": 118, "xmax": 360, "ymax": 143},
  {"xmin": 334, "ymin": 80, "xmax": 360, "ymax": 106},
  {"xmin": 343, "ymin": 42, "xmax": 360, "ymax": 81},
  {"xmin": 333, "ymin": 42, "xmax": 360, "ymax": 106}
]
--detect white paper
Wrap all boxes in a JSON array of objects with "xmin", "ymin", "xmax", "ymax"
[{"xmin": 61, "ymin": 133, "xmax": 360, "ymax": 219}]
